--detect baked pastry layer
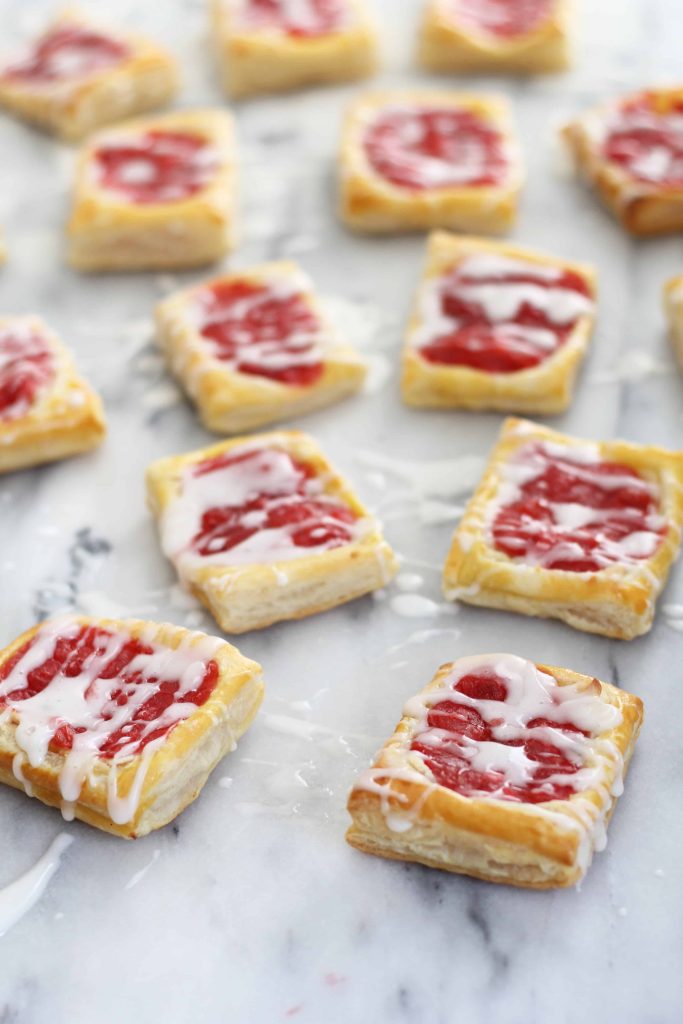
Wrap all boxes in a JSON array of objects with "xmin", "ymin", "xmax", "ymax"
[
  {"xmin": 0, "ymin": 315, "xmax": 106, "ymax": 474},
  {"xmin": 402, "ymin": 232, "xmax": 596, "ymax": 412},
  {"xmin": 418, "ymin": 0, "xmax": 573, "ymax": 75},
  {"xmin": 67, "ymin": 109, "xmax": 235, "ymax": 272},
  {"xmin": 563, "ymin": 87, "xmax": 683, "ymax": 236},
  {"xmin": 211, "ymin": 0, "xmax": 378, "ymax": 98},
  {"xmin": 0, "ymin": 616, "xmax": 264, "ymax": 838},
  {"xmin": 146, "ymin": 429, "xmax": 399, "ymax": 633},
  {"xmin": 339, "ymin": 89, "xmax": 523, "ymax": 235},
  {"xmin": 347, "ymin": 653, "xmax": 643, "ymax": 888},
  {"xmin": 155, "ymin": 260, "xmax": 367, "ymax": 434},
  {"xmin": 442, "ymin": 417, "xmax": 683, "ymax": 639},
  {"xmin": 0, "ymin": 7, "xmax": 178, "ymax": 142}
]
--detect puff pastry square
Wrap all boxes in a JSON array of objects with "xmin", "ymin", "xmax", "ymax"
[
  {"xmin": 146, "ymin": 430, "xmax": 399, "ymax": 633},
  {"xmin": 563, "ymin": 88, "xmax": 683, "ymax": 236},
  {"xmin": 443, "ymin": 418, "xmax": 683, "ymax": 639},
  {"xmin": 0, "ymin": 615, "xmax": 263, "ymax": 838},
  {"xmin": 664, "ymin": 274, "xmax": 683, "ymax": 371},
  {"xmin": 402, "ymin": 232, "xmax": 596, "ymax": 412},
  {"xmin": 67, "ymin": 109, "xmax": 236, "ymax": 272},
  {"xmin": 0, "ymin": 7, "xmax": 178, "ymax": 142},
  {"xmin": 211, "ymin": 0, "xmax": 378, "ymax": 98},
  {"xmin": 339, "ymin": 90, "xmax": 523, "ymax": 235},
  {"xmin": 155, "ymin": 260, "xmax": 367, "ymax": 434},
  {"xmin": 347, "ymin": 653, "xmax": 643, "ymax": 889},
  {"xmin": 418, "ymin": 0, "xmax": 572, "ymax": 75},
  {"xmin": 0, "ymin": 315, "xmax": 106, "ymax": 474}
]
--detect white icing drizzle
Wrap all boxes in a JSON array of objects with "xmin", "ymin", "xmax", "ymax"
[
  {"xmin": 93, "ymin": 133, "xmax": 219, "ymax": 205},
  {"xmin": 235, "ymin": 0, "xmax": 352, "ymax": 34},
  {"xmin": 599, "ymin": 101, "xmax": 683, "ymax": 184},
  {"xmin": 0, "ymin": 833, "xmax": 73, "ymax": 938},
  {"xmin": 0, "ymin": 319, "xmax": 57, "ymax": 422},
  {"xmin": 0, "ymin": 617, "xmax": 224, "ymax": 825}
]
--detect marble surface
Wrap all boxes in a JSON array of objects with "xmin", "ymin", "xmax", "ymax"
[{"xmin": 1, "ymin": 0, "xmax": 682, "ymax": 1021}]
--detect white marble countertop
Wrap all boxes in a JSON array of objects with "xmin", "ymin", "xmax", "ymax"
[{"xmin": 1, "ymin": 0, "xmax": 682, "ymax": 1021}]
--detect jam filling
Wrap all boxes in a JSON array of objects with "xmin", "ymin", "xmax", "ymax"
[
  {"xmin": 198, "ymin": 279, "xmax": 324, "ymax": 387},
  {"xmin": 602, "ymin": 93, "xmax": 683, "ymax": 187},
  {"xmin": 364, "ymin": 106, "xmax": 509, "ymax": 191},
  {"xmin": 492, "ymin": 442, "xmax": 665, "ymax": 572},
  {"xmin": 411, "ymin": 668, "xmax": 593, "ymax": 804},
  {"xmin": 240, "ymin": 0, "xmax": 348, "ymax": 36},
  {"xmin": 2, "ymin": 25, "xmax": 128, "ymax": 83},
  {"xmin": 188, "ymin": 447, "xmax": 358, "ymax": 561},
  {"xmin": 0, "ymin": 327, "xmax": 56, "ymax": 421},
  {"xmin": 0, "ymin": 625, "xmax": 219, "ymax": 760},
  {"xmin": 452, "ymin": 0, "xmax": 552, "ymax": 38},
  {"xmin": 93, "ymin": 131, "xmax": 218, "ymax": 205},
  {"xmin": 417, "ymin": 256, "xmax": 593, "ymax": 373}
]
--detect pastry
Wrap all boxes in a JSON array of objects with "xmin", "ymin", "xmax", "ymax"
[
  {"xmin": 347, "ymin": 653, "xmax": 643, "ymax": 889},
  {"xmin": 0, "ymin": 615, "xmax": 264, "ymax": 838},
  {"xmin": 67, "ymin": 109, "xmax": 236, "ymax": 272},
  {"xmin": 146, "ymin": 430, "xmax": 399, "ymax": 633},
  {"xmin": 563, "ymin": 87, "xmax": 683, "ymax": 236},
  {"xmin": 402, "ymin": 232, "xmax": 596, "ymax": 412},
  {"xmin": 664, "ymin": 273, "xmax": 683, "ymax": 370},
  {"xmin": 0, "ymin": 315, "xmax": 106, "ymax": 474},
  {"xmin": 442, "ymin": 417, "xmax": 683, "ymax": 639},
  {"xmin": 0, "ymin": 7, "xmax": 178, "ymax": 142},
  {"xmin": 418, "ymin": 0, "xmax": 572, "ymax": 75},
  {"xmin": 339, "ymin": 90, "xmax": 523, "ymax": 234},
  {"xmin": 210, "ymin": 0, "xmax": 378, "ymax": 98},
  {"xmin": 155, "ymin": 260, "xmax": 368, "ymax": 434}
]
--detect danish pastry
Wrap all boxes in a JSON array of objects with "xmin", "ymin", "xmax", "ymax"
[
  {"xmin": 0, "ymin": 615, "xmax": 264, "ymax": 838},
  {"xmin": 146, "ymin": 430, "xmax": 399, "ymax": 633},
  {"xmin": 402, "ymin": 232, "xmax": 596, "ymax": 412},
  {"xmin": 155, "ymin": 260, "xmax": 367, "ymax": 434},
  {"xmin": 442, "ymin": 418, "xmax": 683, "ymax": 639},
  {"xmin": 347, "ymin": 653, "xmax": 643, "ymax": 888}
]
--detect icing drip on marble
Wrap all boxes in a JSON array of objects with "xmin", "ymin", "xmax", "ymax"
[{"xmin": 0, "ymin": 833, "xmax": 73, "ymax": 938}]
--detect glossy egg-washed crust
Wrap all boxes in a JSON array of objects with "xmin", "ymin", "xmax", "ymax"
[
  {"xmin": 67, "ymin": 108, "xmax": 236, "ymax": 272},
  {"xmin": 339, "ymin": 89, "xmax": 523, "ymax": 235},
  {"xmin": 443, "ymin": 418, "xmax": 683, "ymax": 639},
  {"xmin": 418, "ymin": 0, "xmax": 573, "ymax": 75},
  {"xmin": 0, "ymin": 6, "xmax": 179, "ymax": 142},
  {"xmin": 0, "ymin": 316, "xmax": 106, "ymax": 474},
  {"xmin": 664, "ymin": 274, "xmax": 683, "ymax": 372},
  {"xmin": 146, "ymin": 429, "xmax": 399, "ymax": 634},
  {"xmin": 347, "ymin": 660, "xmax": 643, "ymax": 889},
  {"xmin": 401, "ymin": 232, "xmax": 597, "ymax": 413},
  {"xmin": 563, "ymin": 87, "xmax": 683, "ymax": 236},
  {"xmin": 155, "ymin": 261, "xmax": 368, "ymax": 435},
  {"xmin": 0, "ymin": 617, "xmax": 264, "ymax": 838},
  {"xmin": 210, "ymin": 0, "xmax": 378, "ymax": 98}
]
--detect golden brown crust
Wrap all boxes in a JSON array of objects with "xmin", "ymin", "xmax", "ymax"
[
  {"xmin": 418, "ymin": 0, "xmax": 573, "ymax": 75},
  {"xmin": 0, "ymin": 7, "xmax": 179, "ymax": 142},
  {"xmin": 664, "ymin": 273, "xmax": 683, "ymax": 371},
  {"xmin": 66, "ymin": 109, "xmax": 235, "ymax": 272},
  {"xmin": 401, "ymin": 232, "xmax": 597, "ymax": 412},
  {"xmin": 346, "ymin": 659, "xmax": 643, "ymax": 889},
  {"xmin": 155, "ymin": 261, "xmax": 367, "ymax": 434},
  {"xmin": 211, "ymin": 0, "xmax": 378, "ymax": 98},
  {"xmin": 442, "ymin": 417, "xmax": 683, "ymax": 639},
  {"xmin": 146, "ymin": 429, "xmax": 399, "ymax": 633},
  {"xmin": 339, "ymin": 90, "xmax": 523, "ymax": 235},
  {"xmin": 0, "ymin": 616, "xmax": 264, "ymax": 838},
  {"xmin": 0, "ymin": 316, "xmax": 106, "ymax": 474}
]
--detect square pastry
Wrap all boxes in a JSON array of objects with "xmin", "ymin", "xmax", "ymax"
[
  {"xmin": 66, "ymin": 109, "xmax": 236, "ymax": 272},
  {"xmin": 0, "ymin": 615, "xmax": 264, "ymax": 838},
  {"xmin": 146, "ymin": 430, "xmax": 399, "ymax": 633},
  {"xmin": 402, "ymin": 232, "xmax": 596, "ymax": 413},
  {"xmin": 563, "ymin": 88, "xmax": 683, "ymax": 236},
  {"xmin": 347, "ymin": 653, "xmax": 643, "ymax": 889},
  {"xmin": 339, "ymin": 90, "xmax": 523, "ymax": 234},
  {"xmin": 418, "ymin": 0, "xmax": 572, "ymax": 75},
  {"xmin": 211, "ymin": 0, "xmax": 378, "ymax": 98},
  {"xmin": 0, "ymin": 7, "xmax": 178, "ymax": 142},
  {"xmin": 0, "ymin": 315, "xmax": 106, "ymax": 474},
  {"xmin": 442, "ymin": 418, "xmax": 683, "ymax": 639},
  {"xmin": 663, "ymin": 274, "xmax": 683, "ymax": 371},
  {"xmin": 155, "ymin": 260, "xmax": 367, "ymax": 434}
]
